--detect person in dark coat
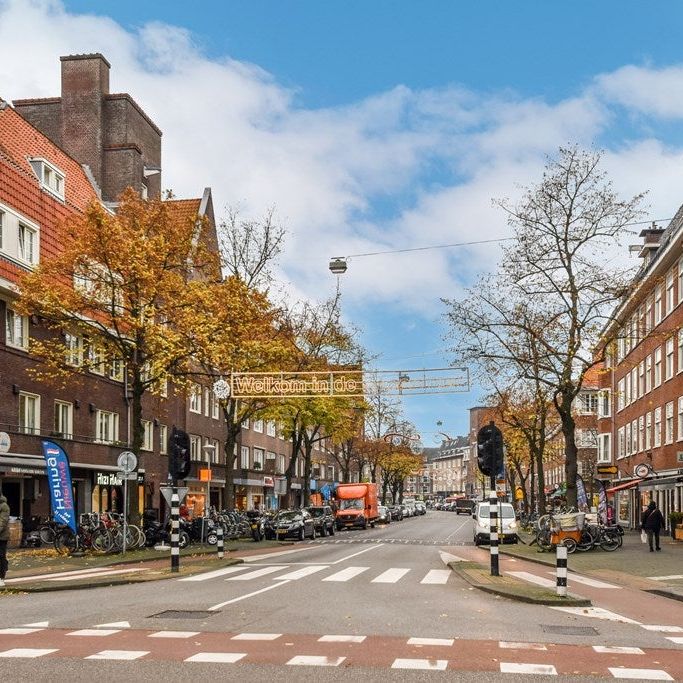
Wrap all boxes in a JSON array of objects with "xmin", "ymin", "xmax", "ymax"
[
  {"xmin": 0, "ymin": 494, "xmax": 10, "ymax": 587},
  {"xmin": 641, "ymin": 500, "xmax": 665, "ymax": 552}
]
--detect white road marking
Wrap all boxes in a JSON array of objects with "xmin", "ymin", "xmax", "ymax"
[
  {"xmin": 549, "ymin": 607, "xmax": 640, "ymax": 624},
  {"xmin": 0, "ymin": 628, "xmax": 44, "ymax": 635},
  {"xmin": 594, "ymin": 646, "xmax": 644, "ymax": 654},
  {"xmin": 499, "ymin": 642, "xmax": 547, "ymax": 650},
  {"xmin": 242, "ymin": 546, "xmax": 320, "ymax": 562},
  {"xmin": 149, "ymin": 631, "xmax": 199, "ymax": 638},
  {"xmin": 231, "ymin": 633, "xmax": 281, "ymax": 641},
  {"xmin": 666, "ymin": 637, "xmax": 683, "ymax": 644},
  {"xmin": 0, "ymin": 648, "xmax": 58, "ymax": 658},
  {"xmin": 443, "ymin": 516, "xmax": 473, "ymax": 541},
  {"xmin": 439, "ymin": 551, "xmax": 466, "ymax": 564},
  {"xmin": 209, "ymin": 581, "xmax": 290, "ymax": 611},
  {"xmin": 608, "ymin": 668, "xmax": 673, "ymax": 680},
  {"xmin": 185, "ymin": 652, "xmax": 247, "ymax": 663},
  {"xmin": 86, "ymin": 650, "xmax": 149, "ymax": 660},
  {"xmin": 420, "ymin": 569, "xmax": 451, "ymax": 585},
  {"xmin": 274, "ymin": 566, "xmax": 328, "ymax": 581},
  {"xmin": 646, "ymin": 574, "xmax": 683, "ymax": 581},
  {"xmin": 48, "ymin": 568, "xmax": 150, "ymax": 582},
  {"xmin": 322, "ymin": 566, "xmax": 370, "ymax": 582},
  {"xmin": 229, "ymin": 566, "xmax": 289, "ymax": 581},
  {"xmin": 287, "ymin": 655, "xmax": 346, "ymax": 666},
  {"xmin": 67, "ymin": 629, "xmax": 121, "ymax": 637},
  {"xmin": 179, "ymin": 566, "xmax": 247, "ymax": 582},
  {"xmin": 329, "ymin": 544, "xmax": 384, "ymax": 564},
  {"xmin": 391, "ymin": 658, "xmax": 448, "ymax": 670},
  {"xmin": 640, "ymin": 625, "xmax": 683, "ymax": 632},
  {"xmin": 95, "ymin": 621, "xmax": 130, "ymax": 629},
  {"xmin": 318, "ymin": 635, "xmax": 366, "ymax": 643},
  {"xmin": 507, "ymin": 571, "xmax": 555, "ymax": 588},
  {"xmin": 545, "ymin": 572, "xmax": 620, "ymax": 589},
  {"xmin": 21, "ymin": 622, "xmax": 49, "ymax": 628},
  {"xmin": 500, "ymin": 662, "xmax": 557, "ymax": 675},
  {"xmin": 371, "ymin": 568, "xmax": 410, "ymax": 583},
  {"xmin": 4, "ymin": 567, "xmax": 112, "ymax": 583},
  {"xmin": 407, "ymin": 637, "xmax": 454, "ymax": 646}
]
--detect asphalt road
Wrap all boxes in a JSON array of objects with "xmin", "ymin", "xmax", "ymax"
[{"xmin": 1, "ymin": 511, "xmax": 681, "ymax": 681}]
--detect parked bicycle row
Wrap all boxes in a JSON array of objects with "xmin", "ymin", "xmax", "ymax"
[{"xmin": 529, "ymin": 510, "xmax": 624, "ymax": 554}]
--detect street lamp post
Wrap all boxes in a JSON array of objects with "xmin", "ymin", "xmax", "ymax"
[{"xmin": 202, "ymin": 443, "xmax": 216, "ymax": 543}]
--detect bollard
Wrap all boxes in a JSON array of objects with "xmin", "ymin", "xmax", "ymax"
[
  {"xmin": 217, "ymin": 524, "xmax": 224, "ymax": 560},
  {"xmin": 170, "ymin": 487, "xmax": 180, "ymax": 573},
  {"xmin": 556, "ymin": 543, "xmax": 567, "ymax": 597},
  {"xmin": 489, "ymin": 490, "xmax": 499, "ymax": 576}
]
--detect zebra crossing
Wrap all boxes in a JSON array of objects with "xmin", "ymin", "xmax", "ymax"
[{"xmin": 180, "ymin": 563, "xmax": 452, "ymax": 586}]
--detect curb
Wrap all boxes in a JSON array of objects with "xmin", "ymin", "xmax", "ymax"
[{"xmin": 448, "ymin": 560, "xmax": 591, "ymax": 607}]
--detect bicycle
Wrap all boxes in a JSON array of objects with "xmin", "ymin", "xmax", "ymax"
[{"xmin": 54, "ymin": 513, "xmax": 112, "ymax": 555}]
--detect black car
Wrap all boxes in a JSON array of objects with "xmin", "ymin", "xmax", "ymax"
[
  {"xmin": 389, "ymin": 504, "xmax": 403, "ymax": 521},
  {"xmin": 273, "ymin": 509, "xmax": 316, "ymax": 541},
  {"xmin": 306, "ymin": 505, "xmax": 336, "ymax": 537}
]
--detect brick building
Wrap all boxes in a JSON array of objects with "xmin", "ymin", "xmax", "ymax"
[{"xmin": 597, "ymin": 218, "xmax": 683, "ymax": 528}]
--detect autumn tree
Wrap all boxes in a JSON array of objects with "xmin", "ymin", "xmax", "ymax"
[{"xmin": 17, "ymin": 188, "xmax": 220, "ymax": 516}]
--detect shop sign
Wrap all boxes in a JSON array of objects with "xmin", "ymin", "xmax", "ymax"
[
  {"xmin": 96, "ymin": 471, "xmax": 124, "ymax": 486},
  {"xmin": 597, "ymin": 464, "xmax": 618, "ymax": 476},
  {"xmin": 6, "ymin": 466, "xmax": 44, "ymax": 476},
  {"xmin": 274, "ymin": 478, "xmax": 287, "ymax": 495},
  {"xmin": 263, "ymin": 476, "xmax": 274, "ymax": 487},
  {"xmin": 0, "ymin": 432, "xmax": 10, "ymax": 453}
]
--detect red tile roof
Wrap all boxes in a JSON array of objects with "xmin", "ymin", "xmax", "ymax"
[{"xmin": 166, "ymin": 198, "xmax": 201, "ymax": 222}]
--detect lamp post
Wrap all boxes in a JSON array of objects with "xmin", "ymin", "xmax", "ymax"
[{"xmin": 202, "ymin": 443, "xmax": 216, "ymax": 543}]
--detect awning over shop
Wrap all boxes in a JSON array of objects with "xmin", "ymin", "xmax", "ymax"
[
  {"xmin": 606, "ymin": 480, "xmax": 638, "ymax": 494},
  {"xmin": 638, "ymin": 475, "xmax": 683, "ymax": 490}
]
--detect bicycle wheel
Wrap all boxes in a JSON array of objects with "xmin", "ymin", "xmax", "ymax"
[
  {"xmin": 127, "ymin": 525, "xmax": 145, "ymax": 549},
  {"xmin": 576, "ymin": 529, "xmax": 595, "ymax": 552},
  {"xmin": 55, "ymin": 528, "xmax": 77, "ymax": 555},
  {"xmin": 562, "ymin": 538, "xmax": 577, "ymax": 554},
  {"xmin": 536, "ymin": 529, "xmax": 553, "ymax": 551},
  {"xmin": 39, "ymin": 524, "xmax": 56, "ymax": 545},
  {"xmin": 91, "ymin": 528, "xmax": 112, "ymax": 554},
  {"xmin": 599, "ymin": 532, "xmax": 620, "ymax": 552}
]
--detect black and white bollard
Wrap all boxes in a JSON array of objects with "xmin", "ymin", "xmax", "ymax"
[
  {"xmin": 217, "ymin": 524, "xmax": 224, "ymax": 560},
  {"xmin": 170, "ymin": 486, "xmax": 180, "ymax": 573},
  {"xmin": 489, "ymin": 489, "xmax": 499, "ymax": 576},
  {"xmin": 556, "ymin": 544, "xmax": 567, "ymax": 597}
]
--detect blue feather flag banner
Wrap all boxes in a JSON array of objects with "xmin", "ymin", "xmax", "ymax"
[{"xmin": 41, "ymin": 440, "xmax": 77, "ymax": 533}]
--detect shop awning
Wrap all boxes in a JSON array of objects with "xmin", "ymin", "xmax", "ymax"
[
  {"xmin": 606, "ymin": 480, "xmax": 638, "ymax": 494},
  {"xmin": 638, "ymin": 476, "xmax": 683, "ymax": 490}
]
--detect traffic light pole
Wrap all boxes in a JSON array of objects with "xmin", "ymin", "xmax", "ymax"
[
  {"xmin": 489, "ymin": 475, "xmax": 499, "ymax": 576},
  {"xmin": 170, "ymin": 482, "xmax": 180, "ymax": 573}
]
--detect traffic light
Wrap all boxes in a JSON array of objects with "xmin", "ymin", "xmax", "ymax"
[
  {"xmin": 477, "ymin": 422, "xmax": 504, "ymax": 477},
  {"xmin": 169, "ymin": 426, "xmax": 191, "ymax": 481}
]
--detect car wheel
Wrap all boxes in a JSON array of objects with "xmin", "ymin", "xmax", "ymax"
[
  {"xmin": 473, "ymin": 535, "xmax": 479, "ymax": 546},
  {"xmin": 329, "ymin": 524, "xmax": 335, "ymax": 536},
  {"xmin": 311, "ymin": 526, "xmax": 316, "ymax": 540},
  {"xmin": 298, "ymin": 527, "xmax": 305, "ymax": 542},
  {"xmin": 320, "ymin": 524, "xmax": 327, "ymax": 537}
]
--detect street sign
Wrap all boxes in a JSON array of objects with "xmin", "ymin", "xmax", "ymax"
[
  {"xmin": 117, "ymin": 451, "xmax": 137, "ymax": 473},
  {"xmin": 596, "ymin": 464, "xmax": 618, "ymax": 475},
  {"xmin": 117, "ymin": 471, "xmax": 138, "ymax": 481},
  {"xmin": 160, "ymin": 486, "xmax": 188, "ymax": 507},
  {"xmin": 634, "ymin": 462, "xmax": 652, "ymax": 478}
]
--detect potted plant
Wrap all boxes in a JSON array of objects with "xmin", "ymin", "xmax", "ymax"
[
  {"xmin": 253, "ymin": 462, "xmax": 262, "ymax": 471},
  {"xmin": 669, "ymin": 511, "xmax": 683, "ymax": 540}
]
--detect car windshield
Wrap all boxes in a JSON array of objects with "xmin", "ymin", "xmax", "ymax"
[
  {"xmin": 476, "ymin": 505, "xmax": 515, "ymax": 519},
  {"xmin": 340, "ymin": 499, "xmax": 363, "ymax": 510},
  {"xmin": 277, "ymin": 511, "xmax": 301, "ymax": 521}
]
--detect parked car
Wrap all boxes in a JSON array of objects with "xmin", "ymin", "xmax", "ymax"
[
  {"xmin": 400, "ymin": 504, "xmax": 412, "ymax": 518},
  {"xmin": 273, "ymin": 509, "xmax": 316, "ymax": 541},
  {"xmin": 454, "ymin": 498, "xmax": 475, "ymax": 515},
  {"xmin": 306, "ymin": 505, "xmax": 336, "ymax": 537},
  {"xmin": 415, "ymin": 501, "xmax": 426, "ymax": 515},
  {"xmin": 389, "ymin": 504, "xmax": 403, "ymax": 521},
  {"xmin": 472, "ymin": 501, "xmax": 518, "ymax": 545},
  {"xmin": 378, "ymin": 505, "xmax": 392, "ymax": 524}
]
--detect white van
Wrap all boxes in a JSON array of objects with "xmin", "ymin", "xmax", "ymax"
[{"xmin": 472, "ymin": 501, "xmax": 518, "ymax": 545}]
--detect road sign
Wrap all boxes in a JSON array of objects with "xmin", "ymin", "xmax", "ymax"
[
  {"xmin": 160, "ymin": 486, "xmax": 188, "ymax": 507},
  {"xmin": 0, "ymin": 432, "xmax": 10, "ymax": 453},
  {"xmin": 117, "ymin": 471, "xmax": 138, "ymax": 481},
  {"xmin": 117, "ymin": 451, "xmax": 137, "ymax": 473},
  {"xmin": 596, "ymin": 464, "xmax": 618, "ymax": 475}
]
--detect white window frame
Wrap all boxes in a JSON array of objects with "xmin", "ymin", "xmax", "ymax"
[
  {"xmin": 624, "ymin": 372, "xmax": 631, "ymax": 406},
  {"xmin": 65, "ymin": 333, "xmax": 83, "ymax": 367},
  {"xmin": 95, "ymin": 409, "xmax": 119, "ymax": 444},
  {"xmin": 678, "ymin": 399, "xmax": 683, "ymax": 443},
  {"xmin": 109, "ymin": 357, "xmax": 124, "ymax": 382},
  {"xmin": 638, "ymin": 361, "xmax": 645, "ymax": 396},
  {"xmin": 625, "ymin": 423, "xmax": 632, "ymax": 456},
  {"xmin": 211, "ymin": 394, "xmax": 220, "ymax": 420},
  {"xmin": 241, "ymin": 418, "xmax": 249, "ymax": 430},
  {"xmin": 654, "ymin": 407, "xmax": 662, "ymax": 447},
  {"xmin": 5, "ymin": 307, "xmax": 28, "ymax": 350},
  {"xmin": 666, "ymin": 337, "xmax": 675, "ymax": 380},
  {"xmin": 617, "ymin": 426, "xmax": 625, "ymax": 459},
  {"xmin": 252, "ymin": 419, "xmax": 264, "ymax": 433},
  {"xmin": 654, "ymin": 347, "xmax": 662, "ymax": 387},
  {"xmin": 678, "ymin": 258, "xmax": 683, "ymax": 305},
  {"xmin": 29, "ymin": 158, "xmax": 65, "ymax": 200},
  {"xmin": 54, "ymin": 400, "xmax": 73, "ymax": 439},
  {"xmin": 189, "ymin": 384, "xmax": 202, "ymax": 414},
  {"xmin": 18, "ymin": 222, "xmax": 37, "ymax": 265},
  {"xmin": 203, "ymin": 388, "xmax": 211, "ymax": 417},
  {"xmin": 638, "ymin": 415, "xmax": 644, "ymax": 452},
  {"xmin": 645, "ymin": 412, "xmax": 652, "ymax": 450},
  {"xmin": 667, "ymin": 270, "xmax": 675, "ymax": 315},
  {"xmin": 617, "ymin": 378, "xmax": 625, "ymax": 411},
  {"xmin": 666, "ymin": 401, "xmax": 674, "ymax": 444},
  {"xmin": 241, "ymin": 445, "xmax": 250, "ymax": 469},
  {"xmin": 159, "ymin": 424, "xmax": 168, "ymax": 454},
  {"xmin": 19, "ymin": 392, "xmax": 40, "ymax": 435},
  {"xmin": 88, "ymin": 344, "xmax": 106, "ymax": 375},
  {"xmin": 277, "ymin": 454, "xmax": 286, "ymax": 474},
  {"xmin": 645, "ymin": 295, "xmax": 653, "ymax": 335},
  {"xmin": 266, "ymin": 420, "xmax": 276, "ymax": 437},
  {"xmin": 253, "ymin": 447, "xmax": 265, "ymax": 470},
  {"xmin": 678, "ymin": 329, "xmax": 683, "ymax": 374},
  {"xmin": 141, "ymin": 419, "xmax": 153, "ymax": 451},
  {"xmin": 598, "ymin": 389, "xmax": 611, "ymax": 418},
  {"xmin": 190, "ymin": 435, "xmax": 201, "ymax": 461},
  {"xmin": 655, "ymin": 285, "xmax": 663, "ymax": 325},
  {"xmin": 0, "ymin": 209, "xmax": 4, "ymax": 251},
  {"xmin": 645, "ymin": 355, "xmax": 652, "ymax": 393}
]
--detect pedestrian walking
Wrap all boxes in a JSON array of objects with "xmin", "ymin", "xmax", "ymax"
[
  {"xmin": 0, "ymin": 493, "xmax": 10, "ymax": 588},
  {"xmin": 641, "ymin": 500, "xmax": 665, "ymax": 552}
]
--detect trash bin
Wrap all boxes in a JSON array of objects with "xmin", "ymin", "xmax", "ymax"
[{"xmin": 8, "ymin": 517, "xmax": 23, "ymax": 549}]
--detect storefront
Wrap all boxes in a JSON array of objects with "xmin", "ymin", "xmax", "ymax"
[
  {"xmin": 234, "ymin": 477, "xmax": 268, "ymax": 511},
  {"xmin": 185, "ymin": 476, "xmax": 225, "ymax": 516},
  {"xmin": 638, "ymin": 472, "xmax": 683, "ymax": 530}
]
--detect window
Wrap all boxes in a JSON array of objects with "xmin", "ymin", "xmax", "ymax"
[
  {"xmin": 19, "ymin": 392, "xmax": 40, "ymax": 435},
  {"xmin": 631, "ymin": 367, "xmax": 638, "ymax": 401},
  {"xmin": 638, "ymin": 415, "xmax": 644, "ymax": 452},
  {"xmin": 96, "ymin": 410, "xmax": 119, "ymax": 444},
  {"xmin": 205, "ymin": 438, "xmax": 219, "ymax": 464},
  {"xmin": 65, "ymin": 333, "xmax": 83, "ymax": 366},
  {"xmin": 253, "ymin": 448, "xmax": 264, "ymax": 470},
  {"xmin": 666, "ymin": 338, "xmax": 675, "ymax": 380},
  {"xmin": 267, "ymin": 421, "xmax": 276, "ymax": 437},
  {"xmin": 655, "ymin": 285, "xmax": 663, "ymax": 325},
  {"xmin": 645, "ymin": 295, "xmax": 652, "ymax": 335},
  {"xmin": 679, "ymin": 330, "xmax": 683, "ymax": 374},
  {"xmin": 666, "ymin": 401, "xmax": 674, "ymax": 444},
  {"xmin": 190, "ymin": 435, "xmax": 201, "ymax": 461},
  {"xmin": 252, "ymin": 419, "xmax": 263, "ymax": 433},
  {"xmin": 577, "ymin": 392, "xmax": 598, "ymax": 414},
  {"xmin": 638, "ymin": 361, "xmax": 645, "ymax": 396},
  {"xmin": 625, "ymin": 423, "xmax": 632, "ymax": 456},
  {"xmin": 679, "ymin": 258, "xmax": 683, "ymax": 304},
  {"xmin": 142, "ymin": 420, "xmax": 153, "ymax": 451},
  {"xmin": 277, "ymin": 454, "xmax": 286, "ymax": 474},
  {"xmin": 678, "ymin": 399, "xmax": 683, "ymax": 442},
  {"xmin": 211, "ymin": 394, "xmax": 220, "ymax": 420},
  {"xmin": 654, "ymin": 407, "xmax": 662, "ymax": 447},
  {"xmin": 646, "ymin": 412, "xmax": 652, "ymax": 450},
  {"xmin": 0, "ymin": 209, "xmax": 3, "ymax": 250},
  {"xmin": 88, "ymin": 344, "xmax": 106, "ymax": 375},
  {"xmin": 109, "ymin": 357, "xmax": 124, "ymax": 382},
  {"xmin": 241, "ymin": 446, "xmax": 250, "ymax": 469},
  {"xmin": 328, "ymin": 465, "xmax": 335, "ymax": 481},
  {"xmin": 624, "ymin": 372, "xmax": 631, "ymax": 405},
  {"xmin": 617, "ymin": 378, "xmax": 625, "ymax": 411},
  {"xmin": 203, "ymin": 388, "xmax": 210, "ymax": 417},
  {"xmin": 617, "ymin": 427, "xmax": 625, "ymax": 459},
  {"xmin": 667, "ymin": 270, "xmax": 675, "ymax": 315},
  {"xmin": 159, "ymin": 424, "xmax": 168, "ymax": 454},
  {"xmin": 5, "ymin": 307, "xmax": 28, "ymax": 350},
  {"xmin": 632, "ymin": 420, "xmax": 638, "ymax": 454},
  {"xmin": 645, "ymin": 355, "xmax": 652, "ymax": 393},
  {"xmin": 654, "ymin": 347, "xmax": 662, "ymax": 387},
  {"xmin": 54, "ymin": 400, "xmax": 73, "ymax": 439},
  {"xmin": 576, "ymin": 429, "xmax": 597, "ymax": 447},
  {"xmin": 18, "ymin": 223, "xmax": 36, "ymax": 264},
  {"xmin": 241, "ymin": 418, "xmax": 249, "ymax": 430},
  {"xmin": 30, "ymin": 159, "xmax": 65, "ymax": 199},
  {"xmin": 189, "ymin": 384, "xmax": 201, "ymax": 413},
  {"xmin": 599, "ymin": 392, "xmax": 612, "ymax": 418}
]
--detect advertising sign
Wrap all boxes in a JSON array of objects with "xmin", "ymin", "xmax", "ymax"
[{"xmin": 41, "ymin": 440, "xmax": 77, "ymax": 533}]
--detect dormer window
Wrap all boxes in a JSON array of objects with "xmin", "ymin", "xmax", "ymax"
[{"xmin": 29, "ymin": 158, "xmax": 65, "ymax": 200}]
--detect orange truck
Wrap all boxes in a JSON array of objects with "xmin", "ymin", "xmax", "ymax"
[{"xmin": 335, "ymin": 482, "xmax": 379, "ymax": 530}]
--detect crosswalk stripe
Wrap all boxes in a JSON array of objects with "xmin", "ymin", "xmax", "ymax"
[
  {"xmin": 229, "ymin": 566, "xmax": 289, "ymax": 581},
  {"xmin": 371, "ymin": 568, "xmax": 410, "ymax": 584},
  {"xmin": 322, "ymin": 566, "xmax": 370, "ymax": 582},
  {"xmin": 180, "ymin": 566, "xmax": 248, "ymax": 582},
  {"xmin": 545, "ymin": 571, "xmax": 620, "ymax": 589},
  {"xmin": 0, "ymin": 648, "xmax": 58, "ymax": 658},
  {"xmin": 274, "ymin": 566, "xmax": 329, "ymax": 581},
  {"xmin": 420, "ymin": 569, "xmax": 451, "ymax": 585},
  {"xmin": 507, "ymin": 571, "xmax": 555, "ymax": 588}
]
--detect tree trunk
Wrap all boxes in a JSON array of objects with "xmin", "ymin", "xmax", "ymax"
[
  {"xmin": 128, "ymin": 368, "xmax": 145, "ymax": 524},
  {"xmin": 285, "ymin": 423, "xmax": 302, "ymax": 508},
  {"xmin": 559, "ymin": 394, "xmax": 578, "ymax": 509},
  {"xmin": 222, "ymin": 399, "xmax": 240, "ymax": 511},
  {"xmin": 303, "ymin": 442, "xmax": 313, "ymax": 507},
  {"xmin": 535, "ymin": 447, "xmax": 546, "ymax": 515}
]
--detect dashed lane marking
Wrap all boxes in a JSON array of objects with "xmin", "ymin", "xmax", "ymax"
[
  {"xmin": 391, "ymin": 658, "xmax": 448, "ymax": 670},
  {"xmin": 231, "ymin": 633, "xmax": 281, "ymax": 641},
  {"xmin": 640, "ymin": 625, "xmax": 683, "ymax": 632},
  {"xmin": 499, "ymin": 642, "xmax": 547, "ymax": 650},
  {"xmin": 646, "ymin": 575, "xmax": 683, "ymax": 581},
  {"xmin": 149, "ymin": 631, "xmax": 199, "ymax": 639},
  {"xmin": 545, "ymin": 572, "xmax": 621, "ymax": 589},
  {"xmin": 665, "ymin": 637, "xmax": 683, "ymax": 644},
  {"xmin": 179, "ymin": 566, "xmax": 248, "ymax": 582},
  {"xmin": 208, "ymin": 580, "xmax": 290, "ymax": 611},
  {"xmin": 85, "ymin": 650, "xmax": 149, "ymax": 660},
  {"xmin": 593, "ymin": 646, "xmax": 644, "ymax": 654},
  {"xmin": 318, "ymin": 635, "xmax": 366, "ymax": 643},
  {"xmin": 0, "ymin": 648, "xmax": 58, "ymax": 658},
  {"xmin": 67, "ymin": 629, "xmax": 122, "ymax": 637},
  {"xmin": 420, "ymin": 569, "xmax": 451, "ymax": 584},
  {"xmin": 0, "ymin": 628, "xmax": 45, "ymax": 635},
  {"xmin": 185, "ymin": 652, "xmax": 247, "ymax": 663},
  {"xmin": 507, "ymin": 571, "xmax": 555, "ymax": 588},
  {"xmin": 95, "ymin": 621, "xmax": 130, "ymax": 629},
  {"xmin": 500, "ymin": 662, "xmax": 557, "ymax": 675},
  {"xmin": 608, "ymin": 667, "xmax": 673, "ymax": 680},
  {"xmin": 286, "ymin": 655, "xmax": 346, "ymax": 666},
  {"xmin": 549, "ymin": 607, "xmax": 640, "ymax": 624},
  {"xmin": 406, "ymin": 637, "xmax": 454, "ymax": 646}
]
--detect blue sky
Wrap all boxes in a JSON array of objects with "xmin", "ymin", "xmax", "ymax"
[{"xmin": 3, "ymin": 1, "xmax": 683, "ymax": 443}]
